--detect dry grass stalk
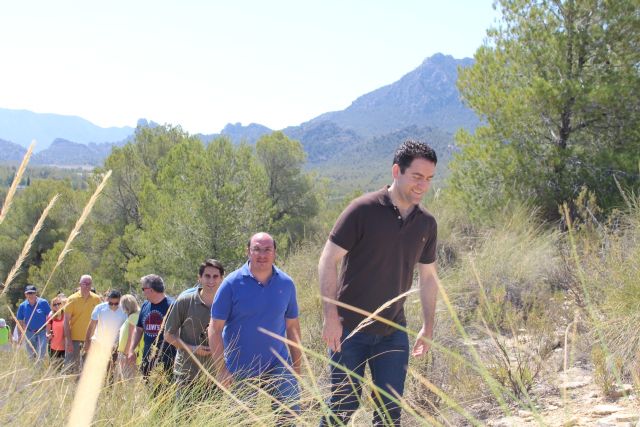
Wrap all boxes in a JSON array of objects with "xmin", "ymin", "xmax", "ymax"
[
  {"xmin": 0, "ymin": 194, "xmax": 59, "ymax": 296},
  {"xmin": 7, "ymin": 306, "xmax": 37, "ymax": 355},
  {"xmin": 260, "ymin": 326, "xmax": 429, "ymax": 425},
  {"xmin": 0, "ymin": 141, "xmax": 34, "ymax": 225},
  {"xmin": 40, "ymin": 170, "xmax": 112, "ymax": 296},
  {"xmin": 67, "ymin": 329, "xmax": 117, "ymax": 426},
  {"xmin": 408, "ymin": 367, "xmax": 480, "ymax": 426},
  {"xmin": 343, "ymin": 288, "xmax": 418, "ymax": 341}
]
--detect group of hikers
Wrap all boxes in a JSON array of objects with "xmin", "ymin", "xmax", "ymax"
[{"xmin": 3, "ymin": 139, "xmax": 442, "ymax": 426}]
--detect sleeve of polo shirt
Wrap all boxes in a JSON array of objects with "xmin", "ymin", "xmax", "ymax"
[
  {"xmin": 419, "ymin": 217, "xmax": 438, "ymax": 264},
  {"xmin": 65, "ymin": 298, "xmax": 76, "ymax": 318},
  {"xmin": 284, "ymin": 281, "xmax": 299, "ymax": 319},
  {"xmin": 42, "ymin": 300, "xmax": 51, "ymax": 315},
  {"xmin": 329, "ymin": 200, "xmax": 364, "ymax": 251},
  {"xmin": 16, "ymin": 304, "xmax": 24, "ymax": 321},
  {"xmin": 136, "ymin": 303, "xmax": 146, "ymax": 328},
  {"xmin": 91, "ymin": 304, "xmax": 100, "ymax": 321},
  {"xmin": 211, "ymin": 281, "xmax": 232, "ymax": 321},
  {"xmin": 164, "ymin": 297, "xmax": 184, "ymax": 335}
]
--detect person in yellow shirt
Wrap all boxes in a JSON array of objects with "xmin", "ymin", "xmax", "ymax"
[{"xmin": 63, "ymin": 274, "xmax": 101, "ymax": 373}]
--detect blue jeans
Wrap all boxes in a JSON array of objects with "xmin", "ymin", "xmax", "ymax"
[
  {"xmin": 236, "ymin": 365, "xmax": 300, "ymax": 426},
  {"xmin": 321, "ymin": 327, "xmax": 409, "ymax": 426},
  {"xmin": 25, "ymin": 330, "xmax": 47, "ymax": 361}
]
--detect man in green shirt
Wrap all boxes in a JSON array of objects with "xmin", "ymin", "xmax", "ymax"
[{"xmin": 165, "ymin": 259, "xmax": 225, "ymax": 398}]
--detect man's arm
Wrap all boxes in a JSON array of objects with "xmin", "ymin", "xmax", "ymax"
[
  {"xmin": 63, "ymin": 312, "xmax": 73, "ymax": 353},
  {"xmin": 127, "ymin": 326, "xmax": 143, "ymax": 362},
  {"xmin": 84, "ymin": 319, "xmax": 97, "ymax": 353},
  {"xmin": 285, "ymin": 317, "xmax": 302, "ymax": 375},
  {"xmin": 165, "ymin": 331, "xmax": 211, "ymax": 357},
  {"xmin": 412, "ymin": 262, "xmax": 440, "ymax": 357},
  {"xmin": 208, "ymin": 318, "xmax": 232, "ymax": 386},
  {"xmin": 17, "ymin": 320, "xmax": 26, "ymax": 342},
  {"xmin": 318, "ymin": 239, "xmax": 348, "ymax": 352}
]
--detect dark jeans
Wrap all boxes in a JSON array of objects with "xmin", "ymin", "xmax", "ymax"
[
  {"xmin": 321, "ymin": 327, "xmax": 409, "ymax": 426},
  {"xmin": 235, "ymin": 365, "xmax": 300, "ymax": 427}
]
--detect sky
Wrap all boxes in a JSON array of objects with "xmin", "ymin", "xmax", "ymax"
[{"xmin": 0, "ymin": 1, "xmax": 499, "ymax": 135}]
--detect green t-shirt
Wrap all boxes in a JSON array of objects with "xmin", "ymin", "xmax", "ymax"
[{"xmin": 0, "ymin": 326, "xmax": 10, "ymax": 346}]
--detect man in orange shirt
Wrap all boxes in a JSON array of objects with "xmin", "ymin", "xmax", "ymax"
[{"xmin": 63, "ymin": 274, "xmax": 102, "ymax": 373}]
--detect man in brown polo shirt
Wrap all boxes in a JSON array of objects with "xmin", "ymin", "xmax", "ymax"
[{"xmin": 318, "ymin": 139, "xmax": 442, "ymax": 426}]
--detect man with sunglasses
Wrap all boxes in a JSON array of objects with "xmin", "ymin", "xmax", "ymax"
[
  {"xmin": 165, "ymin": 259, "xmax": 224, "ymax": 398},
  {"xmin": 84, "ymin": 289, "xmax": 127, "ymax": 376},
  {"xmin": 64, "ymin": 275, "xmax": 102, "ymax": 372},
  {"xmin": 127, "ymin": 274, "xmax": 176, "ymax": 378}
]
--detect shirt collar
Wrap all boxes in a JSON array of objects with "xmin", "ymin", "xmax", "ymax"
[
  {"xmin": 241, "ymin": 261, "xmax": 280, "ymax": 280},
  {"xmin": 376, "ymin": 186, "xmax": 394, "ymax": 207}
]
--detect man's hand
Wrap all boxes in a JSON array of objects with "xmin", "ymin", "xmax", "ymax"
[
  {"xmin": 322, "ymin": 313, "xmax": 343, "ymax": 353},
  {"xmin": 194, "ymin": 345, "xmax": 211, "ymax": 357},
  {"xmin": 126, "ymin": 351, "xmax": 137, "ymax": 363},
  {"xmin": 411, "ymin": 325, "xmax": 432, "ymax": 357},
  {"xmin": 216, "ymin": 366, "xmax": 233, "ymax": 388}
]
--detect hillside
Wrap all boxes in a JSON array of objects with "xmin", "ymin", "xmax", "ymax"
[
  {"xmin": 0, "ymin": 53, "xmax": 476, "ymax": 172},
  {"xmin": 0, "ymin": 108, "xmax": 134, "ymax": 151}
]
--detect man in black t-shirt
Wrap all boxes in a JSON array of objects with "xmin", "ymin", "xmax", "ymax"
[
  {"xmin": 318, "ymin": 139, "xmax": 442, "ymax": 426},
  {"xmin": 127, "ymin": 274, "xmax": 176, "ymax": 378}
]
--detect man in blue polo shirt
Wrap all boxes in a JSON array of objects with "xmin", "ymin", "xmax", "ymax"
[
  {"xmin": 16, "ymin": 285, "xmax": 51, "ymax": 361},
  {"xmin": 209, "ymin": 232, "xmax": 302, "ymax": 424}
]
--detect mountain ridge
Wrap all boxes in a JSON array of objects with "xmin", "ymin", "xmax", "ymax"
[{"xmin": 0, "ymin": 53, "xmax": 477, "ymax": 168}]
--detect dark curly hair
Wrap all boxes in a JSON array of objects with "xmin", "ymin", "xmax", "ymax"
[{"xmin": 393, "ymin": 139, "xmax": 437, "ymax": 173}]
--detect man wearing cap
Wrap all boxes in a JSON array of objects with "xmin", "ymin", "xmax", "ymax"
[
  {"xmin": 84, "ymin": 290, "xmax": 128, "ymax": 376},
  {"xmin": 16, "ymin": 285, "xmax": 51, "ymax": 361},
  {"xmin": 0, "ymin": 318, "xmax": 12, "ymax": 352},
  {"xmin": 127, "ymin": 274, "xmax": 176, "ymax": 378},
  {"xmin": 209, "ymin": 232, "xmax": 301, "ymax": 424},
  {"xmin": 165, "ymin": 259, "xmax": 224, "ymax": 394},
  {"xmin": 63, "ymin": 275, "xmax": 102, "ymax": 372}
]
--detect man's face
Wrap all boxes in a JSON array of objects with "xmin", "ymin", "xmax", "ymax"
[
  {"xmin": 248, "ymin": 235, "xmax": 276, "ymax": 273},
  {"xmin": 141, "ymin": 284, "xmax": 152, "ymax": 300},
  {"xmin": 79, "ymin": 278, "xmax": 92, "ymax": 293},
  {"xmin": 107, "ymin": 297, "xmax": 120, "ymax": 311},
  {"xmin": 199, "ymin": 266, "xmax": 223, "ymax": 291},
  {"xmin": 25, "ymin": 292, "xmax": 37, "ymax": 304},
  {"xmin": 392, "ymin": 158, "xmax": 436, "ymax": 207}
]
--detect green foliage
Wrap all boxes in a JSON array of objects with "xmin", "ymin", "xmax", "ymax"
[
  {"xmin": 81, "ymin": 126, "xmax": 324, "ymax": 292},
  {"xmin": 592, "ymin": 345, "xmax": 624, "ymax": 397},
  {"xmin": 449, "ymin": 0, "xmax": 640, "ymax": 220},
  {"xmin": 0, "ymin": 180, "xmax": 83, "ymax": 307},
  {"xmin": 256, "ymin": 131, "xmax": 320, "ymax": 248}
]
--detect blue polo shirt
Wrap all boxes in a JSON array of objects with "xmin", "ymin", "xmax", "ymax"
[
  {"xmin": 211, "ymin": 262, "xmax": 299, "ymax": 377},
  {"xmin": 16, "ymin": 297, "xmax": 51, "ymax": 332}
]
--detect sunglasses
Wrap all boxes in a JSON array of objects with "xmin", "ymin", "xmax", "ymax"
[
  {"xmin": 108, "ymin": 302, "xmax": 120, "ymax": 306},
  {"xmin": 141, "ymin": 287, "xmax": 150, "ymax": 291}
]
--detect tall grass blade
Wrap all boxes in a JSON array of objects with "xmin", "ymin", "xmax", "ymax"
[
  {"xmin": 0, "ymin": 141, "xmax": 34, "ymax": 225},
  {"xmin": 1, "ymin": 194, "xmax": 59, "ymax": 296},
  {"xmin": 40, "ymin": 170, "xmax": 112, "ymax": 296}
]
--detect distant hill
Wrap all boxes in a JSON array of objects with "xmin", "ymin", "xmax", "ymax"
[
  {"xmin": 0, "ymin": 53, "xmax": 475, "ymax": 176},
  {"xmin": 0, "ymin": 139, "xmax": 27, "ymax": 163},
  {"xmin": 305, "ymin": 53, "xmax": 478, "ymax": 137},
  {"xmin": 31, "ymin": 138, "xmax": 124, "ymax": 166},
  {"xmin": 0, "ymin": 108, "xmax": 135, "ymax": 151}
]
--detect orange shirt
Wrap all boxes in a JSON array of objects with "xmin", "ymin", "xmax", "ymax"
[{"xmin": 47, "ymin": 312, "xmax": 65, "ymax": 351}]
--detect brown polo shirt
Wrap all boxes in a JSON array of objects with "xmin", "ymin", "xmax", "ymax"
[{"xmin": 329, "ymin": 186, "xmax": 437, "ymax": 335}]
